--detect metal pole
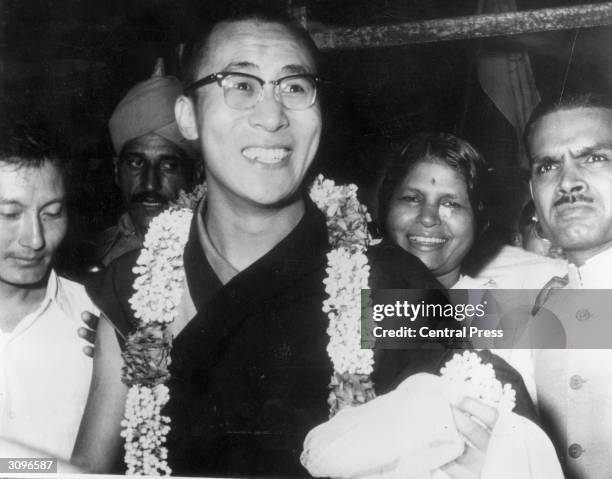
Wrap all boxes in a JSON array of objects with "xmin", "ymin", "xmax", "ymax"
[{"xmin": 312, "ymin": 2, "xmax": 612, "ymax": 50}]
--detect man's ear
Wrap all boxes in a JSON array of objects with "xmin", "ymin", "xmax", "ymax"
[{"xmin": 176, "ymin": 95, "xmax": 199, "ymax": 141}]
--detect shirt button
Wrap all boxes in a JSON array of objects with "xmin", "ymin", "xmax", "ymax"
[
  {"xmin": 570, "ymin": 375, "xmax": 585, "ymax": 390},
  {"xmin": 575, "ymin": 309, "xmax": 591, "ymax": 321},
  {"xmin": 568, "ymin": 443, "xmax": 584, "ymax": 459}
]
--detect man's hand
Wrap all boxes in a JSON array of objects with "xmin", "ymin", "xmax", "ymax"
[
  {"xmin": 78, "ymin": 311, "xmax": 99, "ymax": 358},
  {"xmin": 441, "ymin": 397, "xmax": 499, "ymax": 479}
]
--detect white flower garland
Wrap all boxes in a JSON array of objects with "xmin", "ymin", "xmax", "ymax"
[
  {"xmin": 121, "ymin": 188, "xmax": 202, "ymax": 476},
  {"xmin": 441, "ymin": 351, "xmax": 516, "ymax": 411},
  {"xmin": 122, "ymin": 177, "xmax": 515, "ymax": 475}
]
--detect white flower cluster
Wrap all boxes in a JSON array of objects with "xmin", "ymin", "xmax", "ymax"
[
  {"xmin": 440, "ymin": 351, "xmax": 516, "ymax": 412},
  {"xmin": 310, "ymin": 175, "xmax": 371, "ymax": 252},
  {"xmin": 129, "ymin": 208, "xmax": 193, "ymax": 325},
  {"xmin": 124, "ymin": 207, "xmax": 194, "ymax": 475},
  {"xmin": 324, "ymin": 248, "xmax": 374, "ymax": 375},
  {"xmin": 309, "ymin": 175, "xmax": 346, "ymax": 214},
  {"xmin": 173, "ymin": 184, "xmax": 206, "ymax": 210},
  {"xmin": 121, "ymin": 384, "xmax": 172, "ymax": 476},
  {"xmin": 312, "ymin": 174, "xmax": 374, "ymax": 378},
  {"xmin": 323, "ymin": 248, "xmax": 374, "ymax": 374}
]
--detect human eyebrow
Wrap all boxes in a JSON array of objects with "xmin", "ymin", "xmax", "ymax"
[
  {"xmin": 41, "ymin": 198, "xmax": 65, "ymax": 208},
  {"xmin": 441, "ymin": 193, "xmax": 461, "ymax": 200},
  {"xmin": 120, "ymin": 150, "xmax": 144, "ymax": 158},
  {"xmin": 0, "ymin": 199, "xmax": 23, "ymax": 206},
  {"xmin": 531, "ymin": 155, "xmax": 558, "ymax": 166},
  {"xmin": 223, "ymin": 61, "xmax": 258, "ymax": 72},
  {"xmin": 280, "ymin": 64, "xmax": 311, "ymax": 75}
]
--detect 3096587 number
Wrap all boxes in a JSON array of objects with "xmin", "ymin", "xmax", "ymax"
[{"xmin": 0, "ymin": 458, "xmax": 57, "ymax": 473}]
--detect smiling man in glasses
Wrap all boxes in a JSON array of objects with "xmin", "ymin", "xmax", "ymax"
[
  {"xmin": 76, "ymin": 7, "xmax": 540, "ymax": 478},
  {"xmin": 176, "ymin": 18, "xmax": 322, "ymax": 242},
  {"xmin": 77, "ymin": 10, "xmax": 335, "ymax": 476}
]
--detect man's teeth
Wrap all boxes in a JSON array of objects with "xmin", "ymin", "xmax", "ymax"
[
  {"xmin": 409, "ymin": 236, "xmax": 446, "ymax": 244},
  {"xmin": 243, "ymin": 147, "xmax": 288, "ymax": 163}
]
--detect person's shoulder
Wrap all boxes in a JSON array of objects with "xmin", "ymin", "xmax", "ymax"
[
  {"xmin": 367, "ymin": 239, "xmax": 425, "ymax": 267},
  {"xmin": 106, "ymin": 248, "xmax": 141, "ymax": 274},
  {"xmin": 367, "ymin": 239, "xmax": 444, "ymax": 290},
  {"xmin": 487, "ymin": 245, "xmax": 561, "ymax": 265},
  {"xmin": 55, "ymin": 272, "xmax": 100, "ymax": 317},
  {"xmin": 452, "ymin": 275, "xmax": 495, "ymax": 289},
  {"xmin": 473, "ymin": 245, "xmax": 567, "ymax": 289}
]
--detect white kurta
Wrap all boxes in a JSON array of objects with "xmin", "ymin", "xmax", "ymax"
[{"xmin": 533, "ymin": 246, "xmax": 612, "ymax": 479}]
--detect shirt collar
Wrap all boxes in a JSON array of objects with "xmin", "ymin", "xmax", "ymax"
[
  {"xmin": 567, "ymin": 246, "xmax": 612, "ymax": 288},
  {"xmin": 195, "ymin": 200, "xmax": 239, "ymax": 286},
  {"xmin": 118, "ymin": 212, "xmax": 137, "ymax": 236},
  {"xmin": 2, "ymin": 269, "xmax": 64, "ymax": 339},
  {"xmin": 36, "ymin": 269, "xmax": 64, "ymax": 315}
]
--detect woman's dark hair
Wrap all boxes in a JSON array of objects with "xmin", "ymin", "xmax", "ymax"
[{"xmin": 378, "ymin": 132, "xmax": 492, "ymax": 273}]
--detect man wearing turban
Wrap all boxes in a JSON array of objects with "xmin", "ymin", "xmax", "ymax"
[{"xmin": 95, "ymin": 59, "xmax": 199, "ymax": 266}]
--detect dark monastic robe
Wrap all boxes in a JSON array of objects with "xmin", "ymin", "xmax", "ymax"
[{"xmin": 91, "ymin": 198, "xmax": 536, "ymax": 477}]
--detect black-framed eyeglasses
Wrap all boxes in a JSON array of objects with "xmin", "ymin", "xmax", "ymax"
[{"xmin": 183, "ymin": 71, "xmax": 321, "ymax": 111}]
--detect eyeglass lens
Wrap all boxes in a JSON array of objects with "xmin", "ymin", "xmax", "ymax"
[{"xmin": 221, "ymin": 74, "xmax": 316, "ymax": 110}]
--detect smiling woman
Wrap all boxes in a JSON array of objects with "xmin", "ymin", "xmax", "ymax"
[{"xmin": 379, "ymin": 132, "xmax": 489, "ymax": 288}]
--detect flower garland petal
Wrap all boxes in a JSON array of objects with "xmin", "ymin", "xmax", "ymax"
[{"xmin": 122, "ymin": 204, "xmax": 195, "ymax": 475}]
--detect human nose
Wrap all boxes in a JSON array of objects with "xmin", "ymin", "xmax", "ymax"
[
  {"xmin": 142, "ymin": 163, "xmax": 160, "ymax": 192},
  {"xmin": 557, "ymin": 163, "xmax": 587, "ymax": 195},
  {"xmin": 248, "ymin": 85, "xmax": 289, "ymax": 132},
  {"xmin": 418, "ymin": 203, "xmax": 441, "ymax": 228},
  {"xmin": 19, "ymin": 212, "xmax": 45, "ymax": 250}
]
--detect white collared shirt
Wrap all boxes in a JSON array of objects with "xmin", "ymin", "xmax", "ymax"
[
  {"xmin": 0, "ymin": 271, "xmax": 97, "ymax": 460},
  {"xmin": 567, "ymin": 245, "xmax": 612, "ymax": 289},
  {"xmin": 454, "ymin": 245, "xmax": 567, "ymax": 290}
]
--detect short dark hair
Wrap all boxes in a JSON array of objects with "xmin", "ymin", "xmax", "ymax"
[
  {"xmin": 378, "ymin": 132, "xmax": 490, "ymax": 238},
  {"xmin": 181, "ymin": 6, "xmax": 320, "ymax": 88},
  {"xmin": 524, "ymin": 92, "xmax": 612, "ymax": 159},
  {"xmin": 0, "ymin": 122, "xmax": 70, "ymax": 184}
]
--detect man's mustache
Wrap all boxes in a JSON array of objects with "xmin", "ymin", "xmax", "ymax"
[
  {"xmin": 553, "ymin": 194, "xmax": 594, "ymax": 208},
  {"xmin": 130, "ymin": 192, "xmax": 170, "ymax": 205}
]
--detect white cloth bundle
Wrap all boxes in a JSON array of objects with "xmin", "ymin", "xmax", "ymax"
[{"xmin": 301, "ymin": 373, "xmax": 563, "ymax": 479}]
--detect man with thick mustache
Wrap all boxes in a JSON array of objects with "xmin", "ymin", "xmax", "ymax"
[
  {"xmin": 525, "ymin": 93, "xmax": 612, "ymax": 479},
  {"xmin": 95, "ymin": 61, "xmax": 199, "ymax": 266}
]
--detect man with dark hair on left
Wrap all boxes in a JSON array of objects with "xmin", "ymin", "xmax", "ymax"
[{"xmin": 0, "ymin": 124, "xmax": 97, "ymax": 461}]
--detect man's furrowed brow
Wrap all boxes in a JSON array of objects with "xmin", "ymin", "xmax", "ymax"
[{"xmin": 570, "ymin": 143, "xmax": 612, "ymax": 158}]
